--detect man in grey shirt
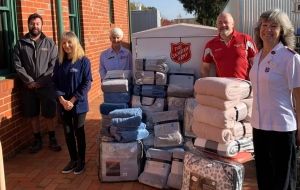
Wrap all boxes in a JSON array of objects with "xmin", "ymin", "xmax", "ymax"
[{"xmin": 13, "ymin": 13, "xmax": 61, "ymax": 153}]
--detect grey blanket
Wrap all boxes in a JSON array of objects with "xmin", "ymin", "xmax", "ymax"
[
  {"xmin": 154, "ymin": 122, "xmax": 183, "ymax": 148},
  {"xmin": 134, "ymin": 71, "xmax": 167, "ymax": 85},
  {"xmin": 146, "ymin": 110, "xmax": 179, "ymax": 130},
  {"xmin": 167, "ymin": 69, "xmax": 194, "ymax": 98},
  {"xmin": 135, "ymin": 58, "xmax": 169, "ymax": 73},
  {"xmin": 138, "ymin": 148, "xmax": 172, "ymax": 189},
  {"xmin": 104, "ymin": 70, "xmax": 132, "ymax": 80}
]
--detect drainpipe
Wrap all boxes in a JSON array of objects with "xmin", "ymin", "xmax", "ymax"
[
  {"xmin": 56, "ymin": 0, "xmax": 64, "ymax": 41},
  {"xmin": 128, "ymin": 0, "xmax": 132, "ymax": 51}
]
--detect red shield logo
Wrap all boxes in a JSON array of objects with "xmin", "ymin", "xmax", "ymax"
[{"xmin": 170, "ymin": 42, "xmax": 191, "ymax": 64}]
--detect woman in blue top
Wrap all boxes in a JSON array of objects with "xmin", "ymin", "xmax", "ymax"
[{"xmin": 53, "ymin": 31, "xmax": 92, "ymax": 175}]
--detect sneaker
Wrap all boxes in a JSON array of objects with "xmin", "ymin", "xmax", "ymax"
[
  {"xmin": 48, "ymin": 137, "xmax": 62, "ymax": 152},
  {"xmin": 74, "ymin": 161, "xmax": 85, "ymax": 175},
  {"xmin": 29, "ymin": 139, "xmax": 43, "ymax": 153},
  {"xmin": 61, "ymin": 161, "xmax": 77, "ymax": 174}
]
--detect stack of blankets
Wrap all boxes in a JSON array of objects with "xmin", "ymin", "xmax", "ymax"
[
  {"xmin": 132, "ymin": 58, "xmax": 169, "ymax": 118},
  {"xmin": 100, "ymin": 70, "xmax": 132, "ymax": 138},
  {"xmin": 138, "ymin": 110, "xmax": 184, "ymax": 190},
  {"xmin": 138, "ymin": 148, "xmax": 185, "ymax": 189},
  {"xmin": 167, "ymin": 68, "xmax": 195, "ymax": 123},
  {"xmin": 192, "ymin": 77, "xmax": 254, "ymax": 157},
  {"xmin": 108, "ymin": 108, "xmax": 149, "ymax": 142}
]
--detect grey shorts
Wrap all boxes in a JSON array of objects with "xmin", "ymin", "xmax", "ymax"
[{"xmin": 22, "ymin": 86, "xmax": 57, "ymax": 118}]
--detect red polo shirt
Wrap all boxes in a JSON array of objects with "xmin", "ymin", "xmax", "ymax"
[{"xmin": 202, "ymin": 30, "xmax": 257, "ymax": 80}]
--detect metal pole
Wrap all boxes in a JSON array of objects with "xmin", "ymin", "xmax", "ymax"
[{"xmin": 56, "ymin": 0, "xmax": 64, "ymax": 41}]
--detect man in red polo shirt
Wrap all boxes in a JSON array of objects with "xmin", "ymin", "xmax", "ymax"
[{"xmin": 201, "ymin": 12, "xmax": 257, "ymax": 80}]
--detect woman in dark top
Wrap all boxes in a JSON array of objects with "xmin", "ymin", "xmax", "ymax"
[{"xmin": 53, "ymin": 31, "xmax": 92, "ymax": 175}]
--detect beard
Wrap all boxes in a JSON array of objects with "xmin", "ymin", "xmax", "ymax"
[
  {"xmin": 219, "ymin": 28, "xmax": 232, "ymax": 37},
  {"xmin": 29, "ymin": 28, "xmax": 42, "ymax": 37}
]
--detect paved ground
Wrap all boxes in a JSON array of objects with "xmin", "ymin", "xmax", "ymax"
[{"xmin": 3, "ymin": 96, "xmax": 258, "ymax": 190}]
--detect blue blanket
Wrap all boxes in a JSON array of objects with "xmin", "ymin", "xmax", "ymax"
[
  {"xmin": 104, "ymin": 92, "xmax": 131, "ymax": 103},
  {"xmin": 99, "ymin": 103, "xmax": 129, "ymax": 115},
  {"xmin": 111, "ymin": 115, "xmax": 142, "ymax": 128},
  {"xmin": 110, "ymin": 123, "xmax": 149, "ymax": 143},
  {"xmin": 109, "ymin": 108, "xmax": 142, "ymax": 118}
]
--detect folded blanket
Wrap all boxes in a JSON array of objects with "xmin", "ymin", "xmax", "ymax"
[
  {"xmin": 195, "ymin": 94, "xmax": 240, "ymax": 110},
  {"xmin": 134, "ymin": 71, "xmax": 167, "ymax": 85},
  {"xmin": 103, "ymin": 92, "xmax": 131, "ymax": 103},
  {"xmin": 194, "ymin": 77, "xmax": 252, "ymax": 100},
  {"xmin": 135, "ymin": 58, "xmax": 169, "ymax": 73},
  {"xmin": 146, "ymin": 148, "xmax": 172, "ymax": 160},
  {"xmin": 167, "ymin": 74, "xmax": 194, "ymax": 98},
  {"xmin": 134, "ymin": 85, "xmax": 166, "ymax": 98},
  {"xmin": 110, "ymin": 122, "xmax": 149, "ymax": 142},
  {"xmin": 154, "ymin": 122, "xmax": 183, "ymax": 148},
  {"xmin": 194, "ymin": 137, "xmax": 254, "ymax": 157},
  {"xmin": 241, "ymin": 98, "xmax": 253, "ymax": 121},
  {"xmin": 104, "ymin": 70, "xmax": 132, "ymax": 80},
  {"xmin": 146, "ymin": 110, "xmax": 179, "ymax": 130},
  {"xmin": 138, "ymin": 149, "xmax": 172, "ymax": 189},
  {"xmin": 101, "ymin": 79, "xmax": 130, "ymax": 93},
  {"xmin": 111, "ymin": 116, "xmax": 142, "ymax": 128},
  {"xmin": 192, "ymin": 121, "xmax": 253, "ymax": 144},
  {"xmin": 109, "ymin": 107, "xmax": 142, "ymax": 118},
  {"xmin": 193, "ymin": 102, "xmax": 248, "ymax": 128},
  {"xmin": 183, "ymin": 98, "xmax": 197, "ymax": 138},
  {"xmin": 167, "ymin": 97, "xmax": 186, "ymax": 121},
  {"xmin": 131, "ymin": 95, "xmax": 165, "ymax": 115},
  {"xmin": 99, "ymin": 103, "xmax": 129, "ymax": 115}
]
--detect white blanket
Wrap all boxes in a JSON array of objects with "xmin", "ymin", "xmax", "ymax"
[
  {"xmin": 194, "ymin": 137, "xmax": 254, "ymax": 157},
  {"xmin": 195, "ymin": 94, "xmax": 240, "ymax": 110},
  {"xmin": 193, "ymin": 102, "xmax": 248, "ymax": 128},
  {"xmin": 241, "ymin": 98, "xmax": 253, "ymax": 121},
  {"xmin": 192, "ymin": 120, "xmax": 252, "ymax": 144}
]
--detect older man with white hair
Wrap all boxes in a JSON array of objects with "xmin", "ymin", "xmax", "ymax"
[{"xmin": 99, "ymin": 27, "xmax": 132, "ymax": 80}]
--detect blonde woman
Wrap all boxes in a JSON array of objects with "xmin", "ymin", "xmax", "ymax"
[{"xmin": 52, "ymin": 31, "xmax": 92, "ymax": 175}]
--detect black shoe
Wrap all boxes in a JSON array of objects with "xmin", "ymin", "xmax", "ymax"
[
  {"xmin": 29, "ymin": 139, "xmax": 43, "ymax": 154},
  {"xmin": 74, "ymin": 161, "xmax": 85, "ymax": 175},
  {"xmin": 62, "ymin": 161, "xmax": 77, "ymax": 174},
  {"xmin": 48, "ymin": 137, "xmax": 62, "ymax": 152}
]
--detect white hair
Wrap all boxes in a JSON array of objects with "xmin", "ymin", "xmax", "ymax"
[{"xmin": 110, "ymin": 27, "xmax": 123, "ymax": 38}]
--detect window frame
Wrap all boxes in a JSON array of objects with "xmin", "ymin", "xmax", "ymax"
[
  {"xmin": 108, "ymin": 0, "xmax": 115, "ymax": 24},
  {"xmin": 0, "ymin": 0, "xmax": 18, "ymax": 76},
  {"xmin": 69, "ymin": 0, "xmax": 81, "ymax": 41}
]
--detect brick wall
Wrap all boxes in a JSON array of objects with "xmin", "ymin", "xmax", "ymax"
[{"xmin": 0, "ymin": 0, "xmax": 130, "ymax": 159}]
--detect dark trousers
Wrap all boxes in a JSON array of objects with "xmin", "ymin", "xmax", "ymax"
[
  {"xmin": 253, "ymin": 128, "xmax": 296, "ymax": 190},
  {"xmin": 62, "ymin": 111, "xmax": 87, "ymax": 163}
]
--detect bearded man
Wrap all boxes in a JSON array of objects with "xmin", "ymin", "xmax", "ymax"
[
  {"xmin": 13, "ymin": 13, "xmax": 61, "ymax": 153},
  {"xmin": 201, "ymin": 12, "xmax": 257, "ymax": 80}
]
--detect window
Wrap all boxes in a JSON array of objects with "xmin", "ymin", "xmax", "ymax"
[
  {"xmin": 109, "ymin": 0, "xmax": 115, "ymax": 24},
  {"xmin": 0, "ymin": 0, "xmax": 18, "ymax": 76},
  {"xmin": 69, "ymin": 0, "xmax": 81, "ymax": 41}
]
